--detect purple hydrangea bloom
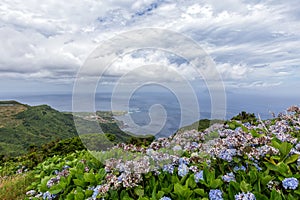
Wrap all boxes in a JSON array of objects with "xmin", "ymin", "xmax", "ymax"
[
  {"xmin": 282, "ymin": 177, "xmax": 299, "ymax": 190},
  {"xmin": 209, "ymin": 189, "xmax": 223, "ymax": 200}
]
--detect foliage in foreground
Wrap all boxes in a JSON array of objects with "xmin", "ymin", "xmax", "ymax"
[
  {"xmin": 0, "ymin": 172, "xmax": 36, "ymax": 200},
  {"xmin": 1, "ymin": 106, "xmax": 300, "ymax": 200}
]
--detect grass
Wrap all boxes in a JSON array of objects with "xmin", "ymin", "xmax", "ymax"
[
  {"xmin": 0, "ymin": 172, "xmax": 35, "ymax": 200},
  {"xmin": 0, "ymin": 102, "xmax": 27, "ymax": 127}
]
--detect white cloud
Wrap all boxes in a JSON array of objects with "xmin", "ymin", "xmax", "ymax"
[{"xmin": 0, "ymin": 0, "xmax": 299, "ymax": 92}]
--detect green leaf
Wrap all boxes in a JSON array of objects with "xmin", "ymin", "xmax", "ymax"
[
  {"xmin": 49, "ymin": 187, "xmax": 63, "ymax": 195},
  {"xmin": 187, "ymin": 175, "xmax": 197, "ymax": 189},
  {"xmin": 85, "ymin": 189, "xmax": 93, "ymax": 197},
  {"xmin": 284, "ymin": 154, "xmax": 299, "ymax": 165},
  {"xmin": 264, "ymin": 162, "xmax": 278, "ymax": 172},
  {"xmin": 203, "ymin": 168, "xmax": 214, "ymax": 185},
  {"xmin": 74, "ymin": 192, "xmax": 85, "ymax": 200},
  {"xmin": 84, "ymin": 172, "xmax": 96, "ymax": 184},
  {"xmin": 138, "ymin": 197, "xmax": 149, "ymax": 200},
  {"xmin": 49, "ymin": 183, "xmax": 64, "ymax": 194},
  {"xmin": 240, "ymin": 180, "xmax": 252, "ymax": 193},
  {"xmin": 161, "ymin": 185, "xmax": 173, "ymax": 193},
  {"xmin": 174, "ymin": 183, "xmax": 184, "ymax": 195},
  {"xmin": 277, "ymin": 162, "xmax": 290, "ymax": 176},
  {"xmin": 121, "ymin": 190, "xmax": 130, "ymax": 200},
  {"xmin": 194, "ymin": 189, "xmax": 206, "ymax": 197},
  {"xmin": 271, "ymin": 140, "xmax": 281, "ymax": 150},
  {"xmin": 73, "ymin": 179, "xmax": 85, "ymax": 187},
  {"xmin": 134, "ymin": 187, "xmax": 145, "ymax": 197},
  {"xmin": 210, "ymin": 179, "xmax": 223, "ymax": 189},
  {"xmin": 96, "ymin": 168, "xmax": 106, "ymax": 181},
  {"xmin": 249, "ymin": 170, "xmax": 258, "ymax": 184},
  {"xmin": 66, "ymin": 193, "xmax": 75, "ymax": 200},
  {"xmin": 279, "ymin": 142, "xmax": 293, "ymax": 158},
  {"xmin": 229, "ymin": 123, "xmax": 236, "ymax": 129},
  {"xmin": 250, "ymin": 129, "xmax": 260, "ymax": 138},
  {"xmin": 270, "ymin": 190, "xmax": 282, "ymax": 200},
  {"xmin": 253, "ymin": 192, "xmax": 268, "ymax": 200},
  {"xmin": 261, "ymin": 175, "xmax": 274, "ymax": 186},
  {"xmin": 39, "ymin": 176, "xmax": 51, "ymax": 192},
  {"xmin": 156, "ymin": 191, "xmax": 164, "ymax": 199},
  {"xmin": 287, "ymin": 194, "xmax": 297, "ymax": 200}
]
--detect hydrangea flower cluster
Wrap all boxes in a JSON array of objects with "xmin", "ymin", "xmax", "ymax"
[
  {"xmin": 26, "ymin": 166, "xmax": 71, "ymax": 199},
  {"xmin": 209, "ymin": 189, "xmax": 223, "ymax": 200},
  {"xmin": 282, "ymin": 177, "xmax": 299, "ymax": 190},
  {"xmin": 94, "ymin": 106, "xmax": 300, "ymax": 196},
  {"xmin": 194, "ymin": 170, "xmax": 204, "ymax": 183},
  {"xmin": 217, "ymin": 148, "xmax": 237, "ymax": 162},
  {"xmin": 25, "ymin": 105, "xmax": 300, "ymax": 199},
  {"xmin": 233, "ymin": 165, "xmax": 246, "ymax": 172},
  {"xmin": 222, "ymin": 172, "xmax": 235, "ymax": 182},
  {"xmin": 160, "ymin": 197, "xmax": 171, "ymax": 200},
  {"xmin": 235, "ymin": 192, "xmax": 256, "ymax": 200},
  {"xmin": 178, "ymin": 163, "xmax": 189, "ymax": 177},
  {"xmin": 163, "ymin": 164, "xmax": 175, "ymax": 174}
]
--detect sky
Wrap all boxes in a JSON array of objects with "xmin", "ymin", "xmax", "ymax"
[{"xmin": 0, "ymin": 0, "xmax": 300, "ymax": 98}]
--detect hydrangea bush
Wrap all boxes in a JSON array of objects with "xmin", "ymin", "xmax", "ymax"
[{"xmin": 23, "ymin": 106, "xmax": 300, "ymax": 200}]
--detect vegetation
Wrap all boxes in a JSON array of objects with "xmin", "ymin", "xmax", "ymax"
[
  {"xmin": 0, "ymin": 172, "xmax": 36, "ymax": 200},
  {"xmin": 178, "ymin": 119, "xmax": 224, "ymax": 132},
  {"xmin": 1, "ymin": 103, "xmax": 300, "ymax": 200},
  {"xmin": 0, "ymin": 101, "xmax": 153, "ymax": 157},
  {"xmin": 0, "ymin": 102, "xmax": 77, "ymax": 156},
  {"xmin": 231, "ymin": 111, "xmax": 257, "ymax": 124}
]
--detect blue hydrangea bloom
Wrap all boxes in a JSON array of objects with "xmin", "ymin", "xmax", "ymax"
[
  {"xmin": 252, "ymin": 163, "xmax": 262, "ymax": 171},
  {"xmin": 179, "ymin": 157, "xmax": 189, "ymax": 165},
  {"xmin": 163, "ymin": 164, "xmax": 174, "ymax": 174},
  {"xmin": 92, "ymin": 185, "xmax": 102, "ymax": 199},
  {"xmin": 233, "ymin": 165, "xmax": 246, "ymax": 172},
  {"xmin": 235, "ymin": 127, "xmax": 242, "ymax": 132},
  {"xmin": 218, "ymin": 149, "xmax": 237, "ymax": 162},
  {"xmin": 160, "ymin": 197, "xmax": 171, "ymax": 200},
  {"xmin": 243, "ymin": 122, "xmax": 251, "ymax": 127},
  {"xmin": 178, "ymin": 163, "xmax": 189, "ymax": 177},
  {"xmin": 222, "ymin": 172, "xmax": 235, "ymax": 182},
  {"xmin": 194, "ymin": 170, "xmax": 204, "ymax": 183},
  {"xmin": 62, "ymin": 165, "xmax": 70, "ymax": 170},
  {"xmin": 209, "ymin": 189, "xmax": 223, "ymax": 200},
  {"xmin": 282, "ymin": 177, "xmax": 299, "ymax": 190},
  {"xmin": 235, "ymin": 192, "xmax": 256, "ymax": 200},
  {"xmin": 43, "ymin": 191, "xmax": 57, "ymax": 200}
]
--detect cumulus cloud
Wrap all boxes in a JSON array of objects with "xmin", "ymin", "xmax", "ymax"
[{"xmin": 0, "ymin": 0, "xmax": 299, "ymax": 91}]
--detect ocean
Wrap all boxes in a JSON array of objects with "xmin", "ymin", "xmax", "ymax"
[{"xmin": 1, "ymin": 92, "xmax": 298, "ymax": 137}]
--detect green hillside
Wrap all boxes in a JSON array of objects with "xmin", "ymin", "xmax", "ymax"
[
  {"xmin": 0, "ymin": 101, "xmax": 154, "ymax": 157},
  {"xmin": 0, "ymin": 101, "xmax": 77, "ymax": 156}
]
